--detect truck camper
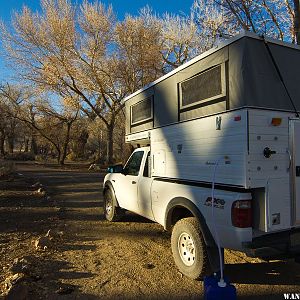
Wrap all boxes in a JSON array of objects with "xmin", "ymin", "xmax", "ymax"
[{"xmin": 103, "ymin": 32, "xmax": 300, "ymax": 279}]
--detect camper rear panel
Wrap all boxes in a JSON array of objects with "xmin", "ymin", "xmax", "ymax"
[{"xmin": 290, "ymin": 119, "xmax": 300, "ymax": 226}]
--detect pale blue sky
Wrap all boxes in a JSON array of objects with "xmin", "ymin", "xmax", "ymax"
[{"xmin": 0, "ymin": 0, "xmax": 194, "ymax": 82}]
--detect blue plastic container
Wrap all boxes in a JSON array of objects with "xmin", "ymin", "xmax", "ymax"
[
  {"xmin": 204, "ymin": 274, "xmax": 236, "ymax": 300},
  {"xmin": 204, "ymin": 273, "xmax": 229, "ymax": 294}
]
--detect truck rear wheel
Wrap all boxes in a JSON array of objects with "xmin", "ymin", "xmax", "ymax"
[
  {"xmin": 171, "ymin": 217, "xmax": 210, "ymax": 279},
  {"xmin": 103, "ymin": 189, "xmax": 124, "ymax": 222}
]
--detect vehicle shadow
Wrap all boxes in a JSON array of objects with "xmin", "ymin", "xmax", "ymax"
[
  {"xmin": 121, "ymin": 212, "xmax": 155, "ymax": 223},
  {"xmin": 225, "ymin": 260, "xmax": 300, "ymax": 285},
  {"xmin": 18, "ymin": 255, "xmax": 99, "ymax": 299}
]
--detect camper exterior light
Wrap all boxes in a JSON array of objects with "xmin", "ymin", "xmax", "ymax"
[{"xmin": 271, "ymin": 118, "xmax": 282, "ymax": 126}]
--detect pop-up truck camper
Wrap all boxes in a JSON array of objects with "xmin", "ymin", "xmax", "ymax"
[{"xmin": 103, "ymin": 32, "xmax": 300, "ymax": 279}]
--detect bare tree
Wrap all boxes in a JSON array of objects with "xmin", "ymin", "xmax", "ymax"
[
  {"xmin": 115, "ymin": 9, "xmax": 163, "ymax": 93},
  {"xmin": 69, "ymin": 118, "xmax": 89, "ymax": 160},
  {"xmin": 0, "ymin": 0, "xmax": 165, "ymax": 164},
  {"xmin": 0, "ymin": 102, "xmax": 8, "ymax": 156},
  {"xmin": 0, "ymin": 84, "xmax": 79, "ymax": 164},
  {"xmin": 193, "ymin": 0, "xmax": 300, "ymax": 44},
  {"xmin": 0, "ymin": 0, "xmax": 115, "ymax": 163},
  {"xmin": 0, "ymin": 87, "xmax": 23, "ymax": 154},
  {"xmin": 159, "ymin": 13, "xmax": 202, "ymax": 70}
]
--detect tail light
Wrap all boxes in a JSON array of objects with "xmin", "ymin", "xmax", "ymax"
[{"xmin": 231, "ymin": 200, "xmax": 252, "ymax": 228}]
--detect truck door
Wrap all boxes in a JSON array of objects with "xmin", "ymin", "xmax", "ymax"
[
  {"xmin": 113, "ymin": 150, "xmax": 144, "ymax": 213},
  {"xmin": 137, "ymin": 151, "xmax": 154, "ymax": 219},
  {"xmin": 290, "ymin": 119, "xmax": 300, "ymax": 226}
]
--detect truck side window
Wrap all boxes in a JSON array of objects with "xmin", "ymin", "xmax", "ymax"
[
  {"xmin": 143, "ymin": 153, "xmax": 150, "ymax": 177},
  {"xmin": 123, "ymin": 151, "xmax": 144, "ymax": 176}
]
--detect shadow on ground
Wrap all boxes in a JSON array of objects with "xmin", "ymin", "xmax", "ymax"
[
  {"xmin": 1, "ymin": 162, "xmax": 299, "ymax": 300},
  {"xmin": 225, "ymin": 260, "xmax": 300, "ymax": 285}
]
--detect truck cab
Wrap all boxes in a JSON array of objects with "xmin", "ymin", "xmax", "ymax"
[
  {"xmin": 104, "ymin": 147, "xmax": 154, "ymax": 220},
  {"xmin": 103, "ymin": 146, "xmax": 254, "ymax": 279}
]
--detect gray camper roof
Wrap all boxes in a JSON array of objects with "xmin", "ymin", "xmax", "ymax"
[
  {"xmin": 123, "ymin": 31, "xmax": 300, "ymax": 104},
  {"xmin": 125, "ymin": 31, "xmax": 300, "ymax": 135}
]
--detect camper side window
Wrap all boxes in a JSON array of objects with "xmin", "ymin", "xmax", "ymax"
[
  {"xmin": 130, "ymin": 96, "xmax": 153, "ymax": 126},
  {"xmin": 179, "ymin": 64, "xmax": 226, "ymax": 111},
  {"xmin": 123, "ymin": 151, "xmax": 144, "ymax": 176}
]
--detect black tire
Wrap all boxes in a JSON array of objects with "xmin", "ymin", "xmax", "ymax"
[
  {"xmin": 171, "ymin": 217, "xmax": 210, "ymax": 280},
  {"xmin": 103, "ymin": 189, "xmax": 124, "ymax": 222}
]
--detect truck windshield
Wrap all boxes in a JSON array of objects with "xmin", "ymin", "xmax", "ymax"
[{"xmin": 123, "ymin": 151, "xmax": 144, "ymax": 176}]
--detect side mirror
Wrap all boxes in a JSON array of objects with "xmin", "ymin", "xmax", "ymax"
[{"xmin": 107, "ymin": 164, "xmax": 123, "ymax": 173}]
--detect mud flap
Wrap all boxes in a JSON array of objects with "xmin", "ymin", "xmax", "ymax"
[{"xmin": 207, "ymin": 246, "xmax": 224, "ymax": 273}]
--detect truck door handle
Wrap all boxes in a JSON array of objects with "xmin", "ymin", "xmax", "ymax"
[{"xmin": 132, "ymin": 181, "xmax": 137, "ymax": 184}]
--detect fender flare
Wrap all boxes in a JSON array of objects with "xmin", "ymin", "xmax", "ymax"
[
  {"xmin": 165, "ymin": 197, "xmax": 216, "ymax": 247},
  {"xmin": 103, "ymin": 181, "xmax": 120, "ymax": 207}
]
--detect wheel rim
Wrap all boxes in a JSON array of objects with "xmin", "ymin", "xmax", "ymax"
[
  {"xmin": 106, "ymin": 196, "xmax": 113, "ymax": 216},
  {"xmin": 178, "ymin": 232, "xmax": 195, "ymax": 266}
]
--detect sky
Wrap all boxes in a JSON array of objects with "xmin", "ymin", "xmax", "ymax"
[{"xmin": 0, "ymin": 0, "xmax": 194, "ymax": 82}]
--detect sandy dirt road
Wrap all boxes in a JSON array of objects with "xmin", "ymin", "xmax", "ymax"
[{"xmin": 1, "ymin": 163, "xmax": 300, "ymax": 299}]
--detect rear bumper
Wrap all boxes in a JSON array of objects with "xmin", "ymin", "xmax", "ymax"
[{"xmin": 243, "ymin": 227, "xmax": 300, "ymax": 259}]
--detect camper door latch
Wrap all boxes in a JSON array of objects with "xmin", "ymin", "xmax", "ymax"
[{"xmin": 263, "ymin": 147, "xmax": 276, "ymax": 158}]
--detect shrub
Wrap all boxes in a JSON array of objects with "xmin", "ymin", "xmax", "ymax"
[
  {"xmin": 5, "ymin": 152, "xmax": 35, "ymax": 161},
  {"xmin": 0, "ymin": 160, "xmax": 15, "ymax": 177},
  {"xmin": 66, "ymin": 152, "xmax": 77, "ymax": 161}
]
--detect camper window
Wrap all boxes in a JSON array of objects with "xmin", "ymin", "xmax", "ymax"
[
  {"xmin": 130, "ymin": 96, "xmax": 153, "ymax": 126},
  {"xmin": 179, "ymin": 64, "xmax": 226, "ymax": 110}
]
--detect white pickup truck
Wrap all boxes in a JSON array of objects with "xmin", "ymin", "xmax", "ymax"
[
  {"xmin": 103, "ymin": 33, "xmax": 300, "ymax": 279},
  {"xmin": 103, "ymin": 146, "xmax": 256, "ymax": 279}
]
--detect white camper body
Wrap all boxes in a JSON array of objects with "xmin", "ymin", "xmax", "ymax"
[
  {"xmin": 125, "ymin": 107, "xmax": 299, "ymax": 234},
  {"xmin": 103, "ymin": 32, "xmax": 300, "ymax": 279}
]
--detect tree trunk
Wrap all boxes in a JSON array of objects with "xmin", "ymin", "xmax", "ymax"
[
  {"xmin": 57, "ymin": 149, "xmax": 61, "ymax": 164},
  {"xmin": 0, "ymin": 135, "xmax": 5, "ymax": 156},
  {"xmin": 106, "ymin": 123, "xmax": 114, "ymax": 165},
  {"xmin": 294, "ymin": 0, "xmax": 300, "ymax": 44},
  {"xmin": 7, "ymin": 136, "xmax": 14, "ymax": 154},
  {"xmin": 19, "ymin": 141, "xmax": 24, "ymax": 152},
  {"xmin": 59, "ymin": 122, "xmax": 72, "ymax": 165},
  {"xmin": 74, "ymin": 130, "xmax": 89, "ymax": 158},
  {"xmin": 24, "ymin": 139, "xmax": 29, "ymax": 152},
  {"xmin": 30, "ymin": 136, "xmax": 38, "ymax": 154}
]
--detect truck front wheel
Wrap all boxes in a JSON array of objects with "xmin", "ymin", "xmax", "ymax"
[
  {"xmin": 171, "ymin": 217, "xmax": 210, "ymax": 279},
  {"xmin": 103, "ymin": 189, "xmax": 124, "ymax": 222}
]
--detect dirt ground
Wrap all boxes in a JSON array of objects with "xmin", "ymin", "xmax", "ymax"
[{"xmin": 1, "ymin": 162, "xmax": 300, "ymax": 299}]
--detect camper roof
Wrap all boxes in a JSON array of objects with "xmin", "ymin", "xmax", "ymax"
[{"xmin": 123, "ymin": 31, "xmax": 300, "ymax": 103}]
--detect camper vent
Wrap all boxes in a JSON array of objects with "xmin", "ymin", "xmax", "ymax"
[
  {"xmin": 131, "ymin": 96, "xmax": 153, "ymax": 126},
  {"xmin": 180, "ymin": 64, "xmax": 226, "ymax": 110}
]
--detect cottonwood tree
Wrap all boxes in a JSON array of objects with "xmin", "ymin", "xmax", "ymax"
[
  {"xmin": 0, "ymin": 103, "xmax": 6, "ymax": 156},
  {"xmin": 0, "ymin": 0, "xmax": 166, "ymax": 164},
  {"xmin": 0, "ymin": 86, "xmax": 24, "ymax": 154},
  {"xmin": 68, "ymin": 117, "xmax": 89, "ymax": 159},
  {"xmin": 192, "ymin": 0, "xmax": 238, "ymax": 48},
  {"xmin": 156, "ymin": 8, "xmax": 230, "ymax": 71},
  {"xmin": 0, "ymin": 101, "xmax": 11, "ymax": 156},
  {"xmin": 193, "ymin": 0, "xmax": 300, "ymax": 44},
  {"xmin": 0, "ymin": 84, "xmax": 39, "ymax": 155},
  {"xmin": 0, "ymin": 0, "xmax": 117, "ymax": 163},
  {"xmin": 35, "ymin": 94, "xmax": 80, "ymax": 164},
  {"xmin": 0, "ymin": 84, "xmax": 79, "ymax": 164},
  {"xmin": 115, "ymin": 9, "xmax": 163, "ymax": 93},
  {"xmin": 159, "ymin": 13, "xmax": 202, "ymax": 70}
]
